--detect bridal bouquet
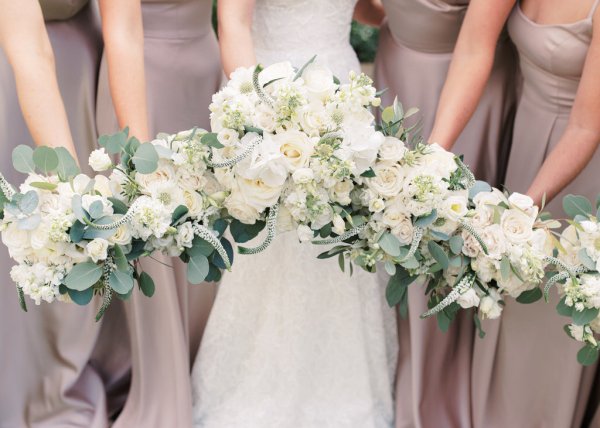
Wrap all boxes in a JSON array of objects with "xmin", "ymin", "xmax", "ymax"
[
  {"xmin": 546, "ymin": 195, "xmax": 600, "ymax": 365},
  {"xmin": 312, "ymin": 99, "xmax": 555, "ymax": 333},
  {"xmin": 208, "ymin": 59, "xmax": 384, "ymax": 251},
  {"xmin": 1, "ymin": 128, "xmax": 231, "ymax": 319}
]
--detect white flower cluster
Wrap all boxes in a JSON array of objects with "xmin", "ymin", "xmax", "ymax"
[
  {"xmin": 210, "ymin": 61, "xmax": 382, "ymax": 237},
  {"xmin": 121, "ymin": 130, "xmax": 225, "ymax": 257},
  {"xmin": 1, "ymin": 174, "xmax": 115, "ymax": 304}
]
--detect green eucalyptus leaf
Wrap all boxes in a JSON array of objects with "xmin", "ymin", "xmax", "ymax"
[
  {"xmin": 19, "ymin": 190, "xmax": 39, "ymax": 214},
  {"xmin": 577, "ymin": 344, "xmax": 600, "ymax": 366},
  {"xmin": 229, "ymin": 219, "xmax": 266, "ymax": 243},
  {"xmin": 572, "ymin": 307, "xmax": 600, "ymax": 326},
  {"xmin": 578, "ymin": 249, "xmax": 597, "ymax": 271},
  {"xmin": 108, "ymin": 197, "xmax": 128, "ymax": 215},
  {"xmin": 69, "ymin": 220, "xmax": 86, "ymax": 243},
  {"xmin": 386, "ymin": 266, "xmax": 417, "ymax": 308},
  {"xmin": 473, "ymin": 313, "xmax": 486, "ymax": 339},
  {"xmin": 132, "ymin": 143, "xmax": 159, "ymax": 174},
  {"xmin": 449, "ymin": 235, "xmax": 464, "ymax": 255},
  {"xmin": 415, "ymin": 209, "xmax": 437, "ymax": 228},
  {"xmin": 563, "ymin": 194, "xmax": 593, "ymax": 218},
  {"xmin": 384, "ymin": 260, "xmax": 397, "ymax": 276},
  {"xmin": 468, "ymin": 180, "xmax": 492, "ymax": 200},
  {"xmin": 205, "ymin": 263, "xmax": 223, "ymax": 283},
  {"xmin": 293, "ymin": 54, "xmax": 317, "ymax": 81},
  {"xmin": 72, "ymin": 194, "xmax": 87, "ymax": 223},
  {"xmin": 99, "ymin": 129, "xmax": 128, "ymax": 154},
  {"xmin": 427, "ymin": 241, "xmax": 449, "ymax": 270},
  {"xmin": 113, "ymin": 245, "xmax": 129, "ymax": 272},
  {"xmin": 200, "ymin": 132, "xmax": 224, "ymax": 148},
  {"xmin": 187, "ymin": 253, "xmax": 210, "ymax": 285},
  {"xmin": 360, "ymin": 168, "xmax": 376, "ymax": 178},
  {"xmin": 29, "ymin": 182, "xmax": 57, "ymax": 191},
  {"xmin": 64, "ymin": 263, "xmax": 103, "ymax": 291},
  {"xmin": 109, "ymin": 270, "xmax": 134, "ymax": 294},
  {"xmin": 138, "ymin": 271, "xmax": 155, "ymax": 297},
  {"xmin": 500, "ymin": 257, "xmax": 511, "ymax": 281},
  {"xmin": 88, "ymin": 200, "xmax": 105, "ymax": 219},
  {"xmin": 381, "ymin": 106, "xmax": 395, "ymax": 124},
  {"xmin": 189, "ymin": 236, "xmax": 215, "ymax": 258},
  {"xmin": 12, "ymin": 145, "xmax": 35, "ymax": 174},
  {"xmin": 67, "ymin": 287, "xmax": 94, "ymax": 305},
  {"xmin": 171, "ymin": 205, "xmax": 189, "ymax": 225},
  {"xmin": 379, "ymin": 233, "xmax": 402, "ymax": 257},
  {"xmin": 557, "ymin": 297, "xmax": 574, "ymax": 317},
  {"xmin": 18, "ymin": 213, "xmax": 41, "ymax": 230},
  {"xmin": 516, "ymin": 287, "xmax": 543, "ymax": 304},
  {"xmin": 33, "ymin": 146, "xmax": 59, "ymax": 174},
  {"xmin": 211, "ymin": 237, "xmax": 234, "ymax": 270},
  {"xmin": 55, "ymin": 147, "xmax": 80, "ymax": 181}
]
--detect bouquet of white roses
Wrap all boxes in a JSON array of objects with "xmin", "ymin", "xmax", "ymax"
[
  {"xmin": 545, "ymin": 194, "xmax": 600, "ymax": 365},
  {"xmin": 207, "ymin": 59, "xmax": 384, "ymax": 252}
]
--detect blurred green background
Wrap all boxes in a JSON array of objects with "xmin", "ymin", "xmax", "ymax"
[{"xmin": 211, "ymin": 1, "xmax": 380, "ymax": 63}]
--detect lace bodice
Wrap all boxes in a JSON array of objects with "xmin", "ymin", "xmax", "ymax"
[{"xmin": 252, "ymin": 0, "xmax": 360, "ymax": 79}]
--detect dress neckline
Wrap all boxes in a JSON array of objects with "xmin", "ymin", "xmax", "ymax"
[{"xmin": 516, "ymin": 1, "xmax": 594, "ymax": 29}]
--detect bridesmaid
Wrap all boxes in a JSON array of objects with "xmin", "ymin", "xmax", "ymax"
[
  {"xmin": 374, "ymin": 2, "xmax": 517, "ymax": 426},
  {"xmin": 0, "ymin": 1, "xmax": 128, "ymax": 426},
  {"xmin": 96, "ymin": 0, "xmax": 222, "ymax": 425},
  {"xmin": 431, "ymin": 0, "xmax": 600, "ymax": 426}
]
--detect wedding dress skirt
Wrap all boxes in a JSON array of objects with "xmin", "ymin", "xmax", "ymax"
[{"xmin": 192, "ymin": 1, "xmax": 398, "ymax": 426}]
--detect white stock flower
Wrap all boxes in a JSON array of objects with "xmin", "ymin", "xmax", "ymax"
[
  {"xmin": 176, "ymin": 223, "xmax": 195, "ymax": 249},
  {"xmin": 329, "ymin": 180, "xmax": 353, "ymax": 205},
  {"xmin": 292, "ymin": 168, "xmax": 314, "ymax": 184},
  {"xmin": 88, "ymin": 148, "xmax": 112, "ymax": 172},
  {"xmin": 86, "ymin": 238, "xmax": 109, "ymax": 263}
]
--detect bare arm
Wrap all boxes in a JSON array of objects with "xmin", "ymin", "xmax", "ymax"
[
  {"xmin": 99, "ymin": 0, "xmax": 149, "ymax": 141},
  {"xmin": 429, "ymin": 0, "xmax": 515, "ymax": 149},
  {"xmin": 0, "ymin": 0, "xmax": 78, "ymax": 159},
  {"xmin": 527, "ymin": 9, "xmax": 600, "ymax": 206},
  {"xmin": 217, "ymin": 0, "xmax": 256, "ymax": 77},
  {"xmin": 353, "ymin": 0, "xmax": 385, "ymax": 27}
]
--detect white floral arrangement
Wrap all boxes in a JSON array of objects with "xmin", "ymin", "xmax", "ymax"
[
  {"xmin": 208, "ymin": 59, "xmax": 384, "ymax": 249},
  {"xmin": 545, "ymin": 195, "xmax": 600, "ymax": 365}
]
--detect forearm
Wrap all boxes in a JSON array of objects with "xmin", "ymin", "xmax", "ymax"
[
  {"xmin": 429, "ymin": 49, "xmax": 494, "ymax": 150},
  {"xmin": 103, "ymin": 36, "xmax": 149, "ymax": 141},
  {"xmin": 219, "ymin": 28, "xmax": 256, "ymax": 77},
  {"xmin": 527, "ymin": 127, "xmax": 600, "ymax": 207}
]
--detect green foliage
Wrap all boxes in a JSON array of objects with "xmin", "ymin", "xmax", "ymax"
[
  {"xmin": 68, "ymin": 287, "xmax": 94, "ymax": 306},
  {"xmin": 516, "ymin": 287, "xmax": 543, "ymax": 304},
  {"xmin": 12, "ymin": 145, "xmax": 36, "ymax": 174},
  {"xmin": 132, "ymin": 143, "xmax": 159, "ymax": 174},
  {"xmin": 386, "ymin": 266, "xmax": 418, "ymax": 314},
  {"xmin": 188, "ymin": 253, "xmax": 210, "ymax": 284},
  {"xmin": 55, "ymin": 147, "xmax": 80, "ymax": 181},
  {"xmin": 230, "ymin": 219, "xmax": 266, "ymax": 243},
  {"xmin": 110, "ymin": 270, "xmax": 134, "ymax": 294},
  {"xmin": 563, "ymin": 194, "xmax": 593, "ymax": 218},
  {"xmin": 138, "ymin": 271, "xmax": 156, "ymax": 297},
  {"xmin": 379, "ymin": 232, "xmax": 402, "ymax": 257},
  {"xmin": 33, "ymin": 146, "xmax": 59, "ymax": 174},
  {"xmin": 64, "ymin": 263, "xmax": 103, "ymax": 291},
  {"xmin": 350, "ymin": 21, "xmax": 379, "ymax": 63},
  {"xmin": 577, "ymin": 344, "xmax": 599, "ymax": 366}
]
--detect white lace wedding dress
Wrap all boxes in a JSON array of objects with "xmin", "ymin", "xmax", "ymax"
[{"xmin": 191, "ymin": 1, "xmax": 398, "ymax": 426}]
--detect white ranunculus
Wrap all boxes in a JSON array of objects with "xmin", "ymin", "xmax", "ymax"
[
  {"xmin": 297, "ymin": 225, "xmax": 314, "ymax": 243},
  {"xmin": 292, "ymin": 168, "xmax": 314, "ymax": 184},
  {"xmin": 457, "ymin": 287, "xmax": 480, "ymax": 309},
  {"xmin": 301, "ymin": 63, "xmax": 337, "ymax": 100},
  {"xmin": 367, "ymin": 162, "xmax": 406, "ymax": 198},
  {"xmin": 378, "ymin": 136, "xmax": 407, "ymax": 162},
  {"xmin": 88, "ymin": 148, "xmax": 112, "ymax": 172},
  {"xmin": 500, "ymin": 209, "xmax": 535, "ymax": 244},
  {"xmin": 86, "ymin": 238, "xmax": 109, "ymax": 263},
  {"xmin": 258, "ymin": 61, "xmax": 295, "ymax": 87},
  {"xmin": 224, "ymin": 193, "xmax": 260, "ymax": 225}
]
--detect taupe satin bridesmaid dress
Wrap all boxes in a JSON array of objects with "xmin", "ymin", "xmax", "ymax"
[
  {"xmin": 96, "ymin": 1, "xmax": 222, "ymax": 426},
  {"xmin": 0, "ymin": 2, "xmax": 129, "ymax": 426},
  {"xmin": 374, "ymin": 2, "xmax": 517, "ymax": 427},
  {"xmin": 470, "ymin": 2, "xmax": 600, "ymax": 427}
]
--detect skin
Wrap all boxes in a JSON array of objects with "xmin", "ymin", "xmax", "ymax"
[
  {"xmin": 99, "ymin": 0, "xmax": 149, "ymax": 142},
  {"xmin": 0, "ymin": 0, "xmax": 79, "ymax": 160},
  {"xmin": 217, "ymin": 0, "xmax": 385, "ymax": 77},
  {"xmin": 429, "ymin": 0, "xmax": 600, "ymax": 206}
]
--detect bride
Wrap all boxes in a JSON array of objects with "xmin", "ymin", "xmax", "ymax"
[{"xmin": 191, "ymin": 1, "xmax": 397, "ymax": 427}]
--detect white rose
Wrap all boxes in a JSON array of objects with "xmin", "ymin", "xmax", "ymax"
[
  {"xmin": 297, "ymin": 103, "xmax": 330, "ymax": 136},
  {"xmin": 258, "ymin": 61, "xmax": 295, "ymax": 87},
  {"xmin": 369, "ymin": 198, "xmax": 385, "ymax": 213},
  {"xmin": 500, "ymin": 209, "xmax": 534, "ymax": 244},
  {"xmin": 86, "ymin": 238, "xmax": 109, "ymax": 263},
  {"xmin": 88, "ymin": 148, "xmax": 112, "ymax": 172},
  {"xmin": 367, "ymin": 162, "xmax": 406, "ymax": 198},
  {"xmin": 301, "ymin": 63, "xmax": 336, "ymax": 100},
  {"xmin": 135, "ymin": 163, "xmax": 176, "ymax": 193},
  {"xmin": 473, "ymin": 188, "xmax": 508, "ymax": 208},
  {"xmin": 508, "ymin": 192, "xmax": 538, "ymax": 217},
  {"xmin": 274, "ymin": 130, "xmax": 315, "ymax": 171},
  {"xmin": 421, "ymin": 144, "xmax": 457, "ymax": 178},
  {"xmin": 389, "ymin": 215, "xmax": 414, "ymax": 245},
  {"xmin": 292, "ymin": 168, "xmax": 314, "ymax": 184},
  {"xmin": 224, "ymin": 193, "xmax": 260, "ymax": 225},
  {"xmin": 183, "ymin": 190, "xmax": 205, "ymax": 217},
  {"xmin": 378, "ymin": 137, "xmax": 407, "ymax": 162},
  {"xmin": 462, "ymin": 230, "xmax": 482, "ymax": 258},
  {"xmin": 480, "ymin": 224, "xmax": 508, "ymax": 260},
  {"xmin": 109, "ymin": 222, "xmax": 132, "ymax": 246},
  {"xmin": 235, "ymin": 177, "xmax": 283, "ymax": 212},
  {"xmin": 297, "ymin": 225, "xmax": 314, "ymax": 243},
  {"xmin": 457, "ymin": 287, "xmax": 481, "ymax": 309},
  {"xmin": 1, "ymin": 224, "xmax": 31, "ymax": 261},
  {"xmin": 497, "ymin": 274, "xmax": 533, "ymax": 298}
]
